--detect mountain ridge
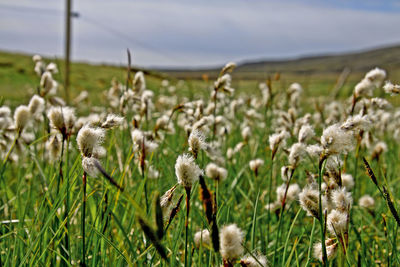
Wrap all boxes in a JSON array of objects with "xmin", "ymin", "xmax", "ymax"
[{"xmin": 159, "ymin": 44, "xmax": 400, "ymax": 79}]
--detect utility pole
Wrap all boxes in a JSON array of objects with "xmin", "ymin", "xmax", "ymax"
[{"xmin": 65, "ymin": 0, "xmax": 72, "ymax": 104}]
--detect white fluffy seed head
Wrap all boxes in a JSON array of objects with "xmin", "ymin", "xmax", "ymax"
[
  {"xmin": 299, "ymin": 186, "xmax": 327, "ymax": 218},
  {"xmin": 365, "ymin": 67, "xmax": 386, "ymax": 87},
  {"xmin": 101, "ymin": 114, "xmax": 124, "ymax": 129},
  {"xmin": 194, "ymin": 229, "xmax": 211, "ymax": 248},
  {"xmin": 313, "ymin": 239, "xmax": 338, "ymax": 262},
  {"xmin": 130, "ymin": 129, "xmax": 158, "ymax": 153},
  {"xmin": 276, "ymin": 183, "xmax": 300, "ymax": 204},
  {"xmin": 269, "ymin": 131, "xmax": 289, "ymax": 153},
  {"xmin": 155, "ymin": 114, "xmax": 174, "ymax": 133},
  {"xmin": 241, "ymin": 126, "xmax": 252, "ymax": 141},
  {"xmin": 288, "ymin": 142, "xmax": 306, "ymax": 168},
  {"xmin": 341, "ymin": 173, "xmax": 354, "ymax": 190},
  {"xmin": 371, "ymin": 98, "xmax": 392, "ymax": 109},
  {"xmin": 215, "ymin": 74, "xmax": 232, "ymax": 91},
  {"xmin": 234, "ymin": 142, "xmax": 245, "ymax": 153},
  {"xmin": 227, "ymin": 147, "xmax": 234, "ymax": 159},
  {"xmin": 306, "ymin": 144, "xmax": 323, "ymax": 158},
  {"xmin": 264, "ymin": 201, "xmax": 280, "ymax": 212},
  {"xmin": 340, "ymin": 114, "xmax": 371, "ymax": 132},
  {"xmin": 47, "ymin": 106, "xmax": 76, "ymax": 133},
  {"xmin": 383, "ymin": 81, "xmax": 400, "ymax": 95},
  {"xmin": 298, "ymin": 124, "xmax": 315, "ymax": 143},
  {"xmin": 288, "ymin": 83, "xmax": 302, "ymax": 106},
  {"xmin": 161, "ymin": 79, "xmax": 169, "ymax": 87},
  {"xmin": 160, "ymin": 185, "xmax": 176, "ymax": 209},
  {"xmin": 92, "ymin": 145, "xmax": 106, "ymax": 159},
  {"xmin": 32, "ymin": 54, "xmax": 42, "ymax": 62},
  {"xmin": 240, "ymin": 253, "xmax": 269, "ymax": 267},
  {"xmin": 205, "ymin": 162, "xmax": 227, "ymax": 182},
  {"xmin": 141, "ymin": 90, "xmax": 154, "ymax": 102},
  {"xmin": 14, "ymin": 105, "xmax": 31, "ymax": 131},
  {"xmin": 133, "ymin": 71, "xmax": 146, "ymax": 92},
  {"xmin": 192, "ymin": 117, "xmax": 208, "ymax": 130},
  {"xmin": 0, "ymin": 106, "xmax": 11, "ymax": 118},
  {"xmin": 47, "ymin": 107, "xmax": 63, "ymax": 131},
  {"xmin": 321, "ymin": 124, "xmax": 355, "ymax": 155},
  {"xmin": 34, "ymin": 60, "xmax": 45, "ymax": 76},
  {"xmin": 372, "ymin": 141, "xmax": 387, "ymax": 159},
  {"xmin": 188, "ymin": 129, "xmax": 207, "ymax": 156},
  {"xmin": 46, "ymin": 62, "xmax": 58, "ymax": 73},
  {"xmin": 131, "ymin": 129, "xmax": 144, "ymax": 144},
  {"xmin": 73, "ymin": 90, "xmax": 89, "ymax": 103},
  {"xmin": 287, "ymin": 82, "xmax": 302, "ymax": 95},
  {"xmin": 221, "ymin": 62, "xmax": 236, "ymax": 75},
  {"xmin": 82, "ymin": 156, "xmax": 100, "ymax": 177},
  {"xmin": 220, "ymin": 224, "xmax": 244, "ymax": 261},
  {"xmin": 40, "ymin": 71, "xmax": 57, "ymax": 94},
  {"xmin": 28, "ymin": 95, "xmax": 45, "ymax": 115},
  {"xmin": 45, "ymin": 134, "xmax": 61, "ymax": 161},
  {"xmin": 325, "ymin": 156, "xmax": 343, "ymax": 173},
  {"xmin": 354, "ymin": 78, "xmax": 374, "ymax": 98},
  {"xmin": 276, "ymin": 184, "xmax": 286, "ymax": 203},
  {"xmin": 77, "ymin": 125, "xmax": 105, "ymax": 157},
  {"xmin": 327, "ymin": 209, "xmax": 348, "ymax": 236},
  {"xmin": 249, "ymin": 159, "xmax": 264, "ymax": 172},
  {"xmin": 331, "ymin": 187, "xmax": 352, "ymax": 212},
  {"xmin": 175, "ymin": 153, "xmax": 202, "ymax": 189},
  {"xmin": 358, "ymin": 195, "xmax": 375, "ymax": 209},
  {"xmin": 155, "ymin": 114, "xmax": 169, "ymax": 128},
  {"xmin": 287, "ymin": 183, "xmax": 301, "ymax": 203},
  {"xmin": 160, "ymin": 185, "xmax": 177, "ymax": 220}
]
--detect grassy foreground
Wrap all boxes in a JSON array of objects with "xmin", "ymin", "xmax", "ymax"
[{"xmin": 0, "ymin": 51, "xmax": 400, "ymax": 266}]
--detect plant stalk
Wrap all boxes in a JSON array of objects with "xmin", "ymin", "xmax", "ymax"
[
  {"xmin": 318, "ymin": 157, "xmax": 328, "ymax": 266},
  {"xmin": 266, "ymin": 156, "xmax": 274, "ymax": 252},
  {"xmin": 82, "ymin": 171, "xmax": 87, "ymax": 266},
  {"xmin": 184, "ymin": 187, "xmax": 191, "ymax": 267}
]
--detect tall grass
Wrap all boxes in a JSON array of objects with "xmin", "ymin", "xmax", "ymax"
[{"xmin": 0, "ymin": 57, "xmax": 399, "ymax": 267}]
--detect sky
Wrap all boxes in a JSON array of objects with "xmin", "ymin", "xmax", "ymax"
[{"xmin": 1, "ymin": 0, "xmax": 400, "ymax": 68}]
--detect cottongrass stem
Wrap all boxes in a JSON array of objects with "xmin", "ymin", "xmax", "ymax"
[
  {"xmin": 174, "ymin": 153, "xmax": 202, "ymax": 266},
  {"xmin": 184, "ymin": 186, "xmax": 191, "ymax": 267},
  {"xmin": 273, "ymin": 167, "xmax": 294, "ymax": 265},
  {"xmin": 81, "ymin": 171, "xmax": 87, "ymax": 266},
  {"xmin": 318, "ymin": 156, "xmax": 328, "ymax": 266}
]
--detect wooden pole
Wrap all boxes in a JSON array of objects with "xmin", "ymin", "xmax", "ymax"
[{"xmin": 65, "ymin": 0, "xmax": 71, "ymax": 104}]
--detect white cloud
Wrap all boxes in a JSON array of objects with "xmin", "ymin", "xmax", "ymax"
[{"xmin": 0, "ymin": 0, "xmax": 400, "ymax": 67}]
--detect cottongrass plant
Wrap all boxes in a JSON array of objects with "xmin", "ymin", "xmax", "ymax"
[
  {"xmin": 77, "ymin": 123, "xmax": 123, "ymax": 265},
  {"xmin": 175, "ymin": 153, "xmax": 203, "ymax": 266},
  {"xmin": 47, "ymin": 105, "xmax": 76, "ymax": 263},
  {"xmin": 4, "ymin": 54, "xmax": 400, "ymax": 266},
  {"xmin": 220, "ymin": 223, "xmax": 244, "ymax": 266}
]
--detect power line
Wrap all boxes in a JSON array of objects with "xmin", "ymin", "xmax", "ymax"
[
  {"xmin": 0, "ymin": 4, "xmax": 62, "ymax": 15},
  {"xmin": 79, "ymin": 15, "xmax": 183, "ymax": 63},
  {"xmin": 0, "ymin": 3, "xmax": 184, "ymax": 65}
]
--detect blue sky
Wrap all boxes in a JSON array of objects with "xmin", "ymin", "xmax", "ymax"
[{"xmin": 1, "ymin": 0, "xmax": 400, "ymax": 67}]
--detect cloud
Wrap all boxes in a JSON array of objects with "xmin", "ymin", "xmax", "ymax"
[{"xmin": 1, "ymin": 0, "xmax": 400, "ymax": 67}]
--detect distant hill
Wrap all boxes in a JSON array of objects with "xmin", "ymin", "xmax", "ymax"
[
  {"xmin": 2, "ymin": 44, "xmax": 400, "ymax": 106},
  {"xmin": 161, "ymin": 44, "xmax": 400, "ymax": 80}
]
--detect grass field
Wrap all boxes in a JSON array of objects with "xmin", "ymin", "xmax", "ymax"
[{"xmin": 1, "ymin": 50, "xmax": 400, "ymax": 266}]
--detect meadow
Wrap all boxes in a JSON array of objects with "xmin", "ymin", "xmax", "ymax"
[{"xmin": 0, "ymin": 51, "xmax": 400, "ymax": 266}]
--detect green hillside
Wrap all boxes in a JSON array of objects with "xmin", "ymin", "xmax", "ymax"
[{"xmin": 2, "ymin": 45, "xmax": 400, "ymax": 107}]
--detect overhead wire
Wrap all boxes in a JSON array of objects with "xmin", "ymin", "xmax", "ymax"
[{"xmin": 0, "ymin": 3, "xmax": 183, "ymax": 65}]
